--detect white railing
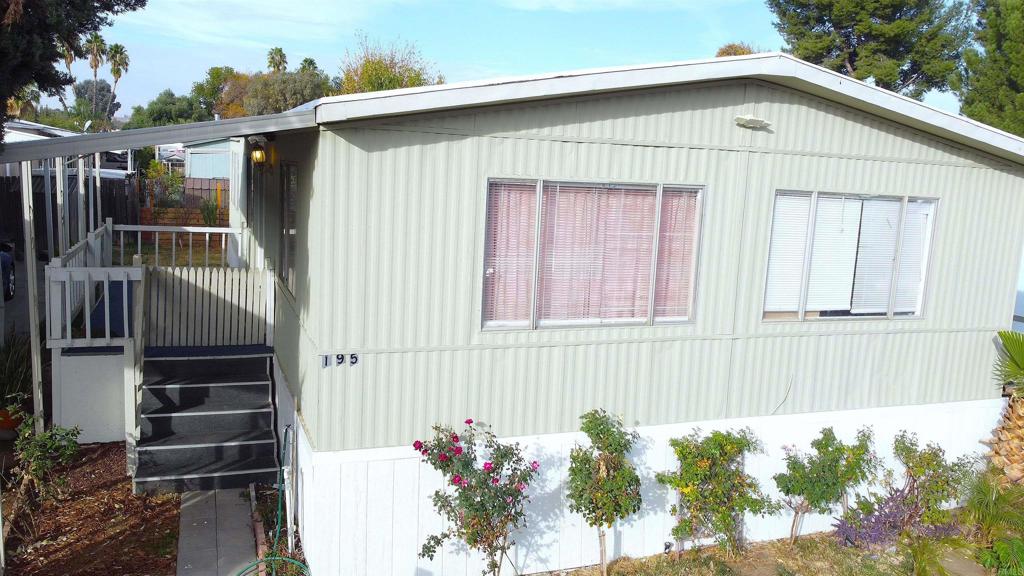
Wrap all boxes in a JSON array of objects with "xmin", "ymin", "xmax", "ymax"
[
  {"xmin": 112, "ymin": 224, "xmax": 244, "ymax": 267},
  {"xmin": 45, "ymin": 265, "xmax": 143, "ymax": 348},
  {"xmin": 44, "ymin": 220, "xmax": 118, "ymax": 347},
  {"xmin": 146, "ymin": 266, "xmax": 272, "ymax": 347}
]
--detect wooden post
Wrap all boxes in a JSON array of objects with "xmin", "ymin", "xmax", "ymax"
[
  {"xmin": 104, "ymin": 217, "xmax": 113, "ymax": 266},
  {"xmin": 94, "ymin": 152, "xmax": 102, "ymax": 230},
  {"xmin": 76, "ymin": 156, "xmax": 86, "ymax": 242},
  {"xmin": 87, "ymin": 155, "xmax": 95, "ymax": 234},
  {"xmin": 20, "ymin": 162, "xmax": 44, "ymax": 435},
  {"xmin": 54, "ymin": 156, "xmax": 66, "ymax": 256},
  {"xmin": 43, "ymin": 159, "xmax": 53, "ymax": 259},
  {"xmin": 264, "ymin": 258, "xmax": 275, "ymax": 348}
]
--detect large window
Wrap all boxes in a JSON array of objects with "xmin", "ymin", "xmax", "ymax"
[
  {"xmin": 483, "ymin": 179, "xmax": 702, "ymax": 329},
  {"xmin": 763, "ymin": 191, "xmax": 936, "ymax": 320}
]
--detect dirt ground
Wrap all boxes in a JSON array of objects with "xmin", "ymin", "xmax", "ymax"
[{"xmin": 5, "ymin": 442, "xmax": 179, "ymax": 576}]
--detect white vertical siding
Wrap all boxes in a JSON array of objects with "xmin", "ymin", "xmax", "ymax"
[
  {"xmin": 269, "ymin": 79, "xmax": 1024, "ymax": 452},
  {"xmin": 292, "ymin": 397, "xmax": 1005, "ymax": 576}
]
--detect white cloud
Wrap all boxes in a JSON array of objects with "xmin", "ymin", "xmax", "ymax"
[{"xmin": 115, "ymin": 0, "xmax": 414, "ymax": 48}]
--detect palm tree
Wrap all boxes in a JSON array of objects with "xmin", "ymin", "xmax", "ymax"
[
  {"xmin": 267, "ymin": 47, "xmax": 287, "ymax": 73},
  {"xmin": 56, "ymin": 40, "xmax": 76, "ymax": 111},
  {"xmin": 987, "ymin": 330, "xmax": 1024, "ymax": 484},
  {"xmin": 84, "ymin": 32, "xmax": 107, "ymax": 119},
  {"xmin": 105, "ymin": 43, "xmax": 129, "ymax": 121},
  {"xmin": 6, "ymin": 84, "xmax": 41, "ymax": 120}
]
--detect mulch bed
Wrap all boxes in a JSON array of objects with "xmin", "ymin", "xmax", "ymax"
[{"xmin": 5, "ymin": 442, "xmax": 179, "ymax": 576}]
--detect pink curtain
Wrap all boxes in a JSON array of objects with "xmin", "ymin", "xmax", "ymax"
[
  {"xmin": 482, "ymin": 181, "xmax": 537, "ymax": 324},
  {"xmin": 537, "ymin": 183, "xmax": 657, "ymax": 322},
  {"xmin": 654, "ymin": 188, "xmax": 700, "ymax": 320}
]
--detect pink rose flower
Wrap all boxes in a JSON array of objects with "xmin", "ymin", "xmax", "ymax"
[
  {"xmin": 483, "ymin": 462, "xmax": 493, "ymax": 472},
  {"xmin": 413, "ymin": 440, "xmax": 423, "ymax": 451},
  {"xmin": 505, "ymin": 496, "xmax": 513, "ymax": 504},
  {"xmin": 461, "ymin": 479, "xmax": 469, "ymax": 488},
  {"xmin": 451, "ymin": 474, "xmax": 462, "ymax": 486},
  {"xmin": 465, "ymin": 418, "xmax": 474, "ymax": 425},
  {"xmin": 439, "ymin": 453, "xmax": 448, "ymax": 462},
  {"xmin": 454, "ymin": 446, "xmax": 463, "ymax": 456},
  {"xmin": 491, "ymin": 477, "xmax": 499, "ymax": 485},
  {"xmin": 531, "ymin": 460, "xmax": 540, "ymax": 471},
  {"xmin": 516, "ymin": 482, "xmax": 526, "ymax": 492},
  {"xmin": 450, "ymin": 433, "xmax": 460, "ymax": 443},
  {"xmin": 420, "ymin": 449, "xmax": 428, "ymax": 456}
]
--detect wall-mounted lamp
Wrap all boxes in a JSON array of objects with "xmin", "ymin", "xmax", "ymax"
[{"xmin": 250, "ymin": 143, "xmax": 267, "ymax": 165}]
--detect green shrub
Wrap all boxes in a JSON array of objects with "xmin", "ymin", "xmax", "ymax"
[
  {"xmin": 979, "ymin": 537, "xmax": 1024, "ymax": 576},
  {"xmin": 567, "ymin": 409, "xmax": 643, "ymax": 576},
  {"xmin": 9, "ymin": 396, "xmax": 80, "ymax": 499},
  {"xmin": 199, "ymin": 197, "xmax": 219, "ymax": 227},
  {"xmin": 656, "ymin": 428, "xmax": 778, "ymax": 556},
  {"xmin": 774, "ymin": 427, "xmax": 877, "ymax": 543}
]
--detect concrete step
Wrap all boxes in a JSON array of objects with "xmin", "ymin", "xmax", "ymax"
[
  {"xmin": 141, "ymin": 382, "xmax": 270, "ymax": 413},
  {"xmin": 141, "ymin": 408, "xmax": 272, "ymax": 437},
  {"xmin": 134, "ymin": 456, "xmax": 279, "ymax": 494},
  {"xmin": 143, "ymin": 356, "xmax": 269, "ymax": 380},
  {"xmin": 138, "ymin": 430, "xmax": 277, "ymax": 471}
]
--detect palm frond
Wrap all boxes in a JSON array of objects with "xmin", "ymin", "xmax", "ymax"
[{"xmin": 994, "ymin": 331, "xmax": 1024, "ymax": 386}]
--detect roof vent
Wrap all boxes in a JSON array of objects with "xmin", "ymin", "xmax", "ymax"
[{"xmin": 734, "ymin": 115, "xmax": 772, "ymax": 129}]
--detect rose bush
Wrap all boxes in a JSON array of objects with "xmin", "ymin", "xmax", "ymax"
[{"xmin": 415, "ymin": 419, "xmax": 538, "ymax": 576}]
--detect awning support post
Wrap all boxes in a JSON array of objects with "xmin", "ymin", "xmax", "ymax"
[{"xmin": 20, "ymin": 161, "xmax": 44, "ymax": 435}]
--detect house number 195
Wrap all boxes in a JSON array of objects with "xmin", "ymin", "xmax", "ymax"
[{"xmin": 322, "ymin": 353, "xmax": 359, "ymax": 368}]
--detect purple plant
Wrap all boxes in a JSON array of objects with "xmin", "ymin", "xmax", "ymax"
[{"xmin": 834, "ymin": 486, "xmax": 957, "ymax": 548}]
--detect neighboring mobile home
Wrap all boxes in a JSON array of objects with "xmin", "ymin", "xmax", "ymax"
[{"xmin": 2, "ymin": 53, "xmax": 1023, "ymax": 575}]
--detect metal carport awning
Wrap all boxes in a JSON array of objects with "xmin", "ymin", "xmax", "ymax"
[{"xmin": 0, "ymin": 109, "xmax": 316, "ymax": 164}]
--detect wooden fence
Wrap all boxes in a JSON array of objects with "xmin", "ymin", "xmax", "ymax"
[{"xmin": 145, "ymin": 267, "xmax": 270, "ymax": 348}]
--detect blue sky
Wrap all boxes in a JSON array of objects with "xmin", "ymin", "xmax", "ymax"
[{"xmin": 46, "ymin": 0, "xmax": 961, "ymax": 115}]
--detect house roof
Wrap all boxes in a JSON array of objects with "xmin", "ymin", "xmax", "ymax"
[{"xmin": 2, "ymin": 52, "xmax": 1023, "ymax": 166}]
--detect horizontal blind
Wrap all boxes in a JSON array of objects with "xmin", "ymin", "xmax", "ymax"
[
  {"xmin": 893, "ymin": 199, "xmax": 936, "ymax": 314},
  {"xmin": 654, "ymin": 187, "xmax": 700, "ymax": 320},
  {"xmin": 851, "ymin": 198, "xmax": 902, "ymax": 314},
  {"xmin": 538, "ymin": 182, "xmax": 657, "ymax": 323},
  {"xmin": 482, "ymin": 181, "xmax": 536, "ymax": 326},
  {"xmin": 806, "ymin": 196, "xmax": 862, "ymax": 312},
  {"xmin": 764, "ymin": 193, "xmax": 811, "ymax": 312}
]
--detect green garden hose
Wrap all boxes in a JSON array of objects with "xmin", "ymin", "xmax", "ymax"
[{"xmin": 236, "ymin": 425, "xmax": 311, "ymax": 576}]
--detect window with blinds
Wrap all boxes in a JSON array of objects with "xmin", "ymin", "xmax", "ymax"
[
  {"xmin": 763, "ymin": 191, "xmax": 936, "ymax": 320},
  {"xmin": 482, "ymin": 179, "xmax": 702, "ymax": 328}
]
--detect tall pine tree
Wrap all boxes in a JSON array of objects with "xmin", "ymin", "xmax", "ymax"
[
  {"xmin": 959, "ymin": 0, "xmax": 1024, "ymax": 136},
  {"xmin": 766, "ymin": 0, "xmax": 970, "ymax": 99}
]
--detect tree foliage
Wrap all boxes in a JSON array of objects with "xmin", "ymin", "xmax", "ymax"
[
  {"xmin": 958, "ymin": 0, "xmax": 1024, "ymax": 137},
  {"xmin": 766, "ymin": 0, "xmax": 971, "ymax": 99},
  {"xmin": 123, "ymin": 88, "xmax": 210, "ymax": 128},
  {"xmin": 267, "ymin": 46, "xmax": 287, "ymax": 73},
  {"xmin": 191, "ymin": 65, "xmax": 237, "ymax": 116},
  {"xmin": 0, "ymin": 0, "xmax": 146, "ymax": 143},
  {"xmin": 567, "ymin": 409, "xmax": 642, "ymax": 576},
  {"xmin": 338, "ymin": 33, "xmax": 444, "ymax": 95},
  {"xmin": 72, "ymin": 78, "xmax": 119, "ymax": 121},
  {"xmin": 716, "ymin": 42, "xmax": 756, "ymax": 57},
  {"xmin": 243, "ymin": 70, "xmax": 328, "ymax": 116}
]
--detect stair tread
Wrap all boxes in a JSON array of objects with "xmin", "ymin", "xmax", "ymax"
[
  {"xmin": 143, "ymin": 373, "xmax": 270, "ymax": 387},
  {"xmin": 139, "ymin": 429, "xmax": 275, "ymax": 448},
  {"xmin": 135, "ymin": 455, "xmax": 279, "ymax": 480},
  {"xmin": 145, "ymin": 345, "xmax": 273, "ymax": 359},
  {"xmin": 142, "ymin": 395, "xmax": 271, "ymax": 416}
]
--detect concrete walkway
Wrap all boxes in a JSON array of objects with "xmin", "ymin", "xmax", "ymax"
[{"xmin": 177, "ymin": 489, "xmax": 258, "ymax": 576}]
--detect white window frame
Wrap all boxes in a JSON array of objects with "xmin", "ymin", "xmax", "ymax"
[
  {"xmin": 481, "ymin": 177, "xmax": 705, "ymax": 331},
  {"xmin": 762, "ymin": 189, "xmax": 938, "ymax": 322}
]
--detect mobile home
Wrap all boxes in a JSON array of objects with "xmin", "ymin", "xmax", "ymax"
[{"xmin": 1, "ymin": 52, "xmax": 1021, "ymax": 575}]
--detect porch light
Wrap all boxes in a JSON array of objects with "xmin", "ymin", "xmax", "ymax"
[{"xmin": 250, "ymin": 144, "xmax": 267, "ymax": 165}]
